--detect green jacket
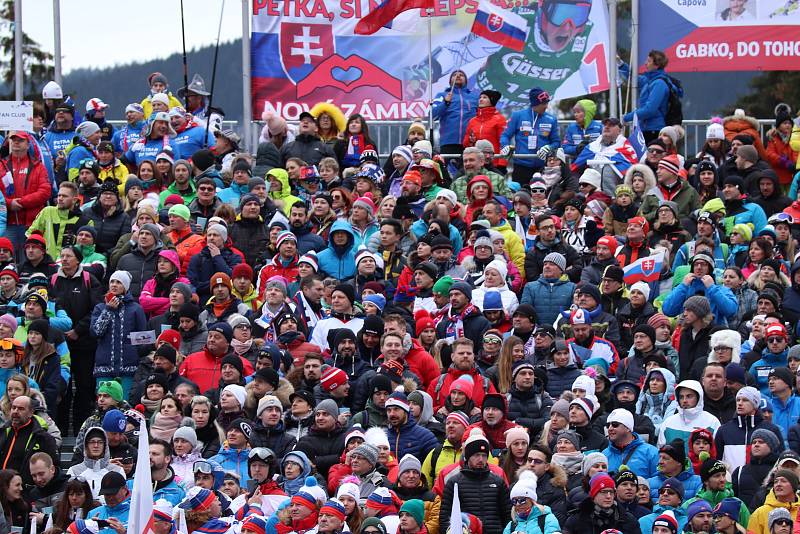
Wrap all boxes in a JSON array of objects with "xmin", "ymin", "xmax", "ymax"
[
  {"xmin": 682, "ymin": 483, "xmax": 749, "ymax": 526},
  {"xmin": 159, "ymin": 180, "xmax": 198, "ymax": 208},
  {"xmin": 451, "ymin": 168, "xmax": 510, "ymax": 204},
  {"xmin": 27, "ymin": 206, "xmax": 92, "ymax": 259},
  {"xmin": 639, "ymin": 181, "xmax": 701, "ymax": 224}
]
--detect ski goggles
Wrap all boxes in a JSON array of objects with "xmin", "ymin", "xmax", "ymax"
[
  {"xmin": 193, "ymin": 460, "xmax": 215, "ymax": 474},
  {"xmin": 542, "ymin": 1, "xmax": 591, "ymax": 27},
  {"xmin": 769, "ymin": 212, "xmax": 794, "ymax": 225},
  {"xmin": 249, "ymin": 447, "xmax": 275, "ymax": 462}
]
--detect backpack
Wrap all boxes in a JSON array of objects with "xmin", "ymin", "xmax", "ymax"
[
  {"xmin": 51, "ymin": 271, "xmax": 91, "ymax": 291},
  {"xmin": 660, "ymin": 75, "xmax": 684, "ymax": 126}
]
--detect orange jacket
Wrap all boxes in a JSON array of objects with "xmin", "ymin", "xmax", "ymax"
[
  {"xmin": 765, "ymin": 130, "xmax": 799, "ymax": 186},
  {"xmin": 463, "ymin": 106, "xmax": 508, "ymax": 167},
  {"xmin": 167, "ymin": 226, "xmax": 204, "ymax": 275}
]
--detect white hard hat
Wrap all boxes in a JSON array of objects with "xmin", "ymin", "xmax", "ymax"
[{"xmin": 42, "ymin": 81, "xmax": 63, "ymax": 100}]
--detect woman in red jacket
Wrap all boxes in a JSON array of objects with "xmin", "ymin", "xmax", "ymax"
[{"xmin": 463, "ymin": 90, "xmax": 508, "ymax": 171}]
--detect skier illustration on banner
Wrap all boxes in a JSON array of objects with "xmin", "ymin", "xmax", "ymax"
[{"xmin": 406, "ymin": 0, "xmax": 609, "ymax": 107}]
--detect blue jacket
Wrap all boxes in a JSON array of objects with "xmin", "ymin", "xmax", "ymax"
[
  {"xmin": 111, "ymin": 122, "xmax": 146, "ymax": 154},
  {"xmin": 317, "ymin": 219, "xmax": 357, "ymax": 280},
  {"xmin": 545, "ymin": 364, "xmax": 581, "ymax": 400},
  {"xmin": 647, "ymin": 468, "xmax": 702, "ymax": 500},
  {"xmin": 210, "ymin": 446, "xmax": 251, "ymax": 486},
  {"xmin": 730, "ymin": 200, "xmax": 768, "ymax": 236},
  {"xmin": 623, "ymin": 69, "xmax": 681, "ymax": 132},
  {"xmin": 431, "ymin": 86, "xmax": 478, "ymax": 146},
  {"xmin": 602, "ymin": 433, "xmax": 660, "ymax": 479},
  {"xmin": 500, "ymin": 108, "xmax": 560, "ymax": 169},
  {"xmin": 520, "ymin": 276, "xmax": 575, "ymax": 326},
  {"xmin": 386, "ymin": 416, "xmax": 440, "ymax": 461},
  {"xmin": 771, "ymin": 394, "xmax": 800, "ymax": 447},
  {"xmin": 218, "ymin": 182, "xmax": 249, "ymax": 207},
  {"xmin": 501, "ymin": 505, "xmax": 560, "ymax": 534},
  {"xmin": 153, "ymin": 476, "xmax": 187, "ymax": 506},
  {"xmin": 292, "ymin": 223, "xmax": 325, "ymax": 255},
  {"xmin": 66, "ymin": 143, "xmax": 94, "ymax": 179},
  {"xmin": 89, "ymin": 497, "xmax": 130, "ymax": 534},
  {"xmin": 749, "ymin": 347, "xmax": 789, "ymax": 397},
  {"xmin": 90, "ymin": 294, "xmax": 147, "ymax": 378},
  {"xmin": 187, "ymin": 246, "xmax": 242, "ymax": 303},
  {"xmin": 661, "ymin": 279, "xmax": 737, "ymax": 325},
  {"xmin": 43, "ymin": 127, "xmax": 75, "ymax": 159},
  {"xmin": 174, "ymin": 125, "xmax": 215, "ymax": 159},
  {"xmin": 124, "ymin": 137, "xmax": 181, "ymax": 166},
  {"xmin": 639, "ymin": 505, "xmax": 687, "ymax": 534},
  {"xmin": 562, "ymin": 120, "xmax": 602, "ymax": 157}
]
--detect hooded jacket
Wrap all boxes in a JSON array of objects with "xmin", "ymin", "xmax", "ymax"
[
  {"xmin": 563, "ymin": 100, "xmax": 603, "ymax": 157},
  {"xmin": 66, "ymin": 427, "xmax": 126, "ymax": 499},
  {"xmin": 505, "ymin": 384, "xmax": 553, "ymax": 437},
  {"xmin": 657, "ymin": 380, "xmax": 721, "ymax": 448},
  {"xmin": 28, "ymin": 204, "xmax": 91, "ymax": 259},
  {"xmin": 431, "ymin": 83, "xmax": 478, "ymax": 146},
  {"xmin": 0, "ymin": 134, "xmax": 53, "ymax": 226},
  {"xmin": 748, "ymin": 489, "xmax": 800, "ymax": 534},
  {"xmin": 266, "ymin": 168, "xmax": 303, "ymax": 216},
  {"xmin": 635, "ymin": 367, "xmax": 678, "ymax": 430},
  {"xmin": 187, "ymin": 244, "xmax": 243, "ymax": 303},
  {"xmin": 754, "ymin": 172, "xmax": 792, "ymax": 216},
  {"xmin": 209, "ymin": 445, "xmax": 251, "ymax": 486},
  {"xmin": 623, "ymin": 68, "xmax": 682, "ymax": 132},
  {"xmin": 749, "ymin": 346, "xmax": 789, "ymax": 397},
  {"xmin": 731, "ymin": 451, "xmax": 779, "ymax": 512},
  {"xmin": 317, "ymin": 219, "xmax": 357, "ymax": 280},
  {"xmin": 463, "ymin": 105, "xmax": 507, "ymax": 163},
  {"xmin": 521, "ymin": 274, "xmax": 575, "ymax": 326},
  {"xmin": 662, "ymin": 276, "xmax": 737, "ymax": 325}
]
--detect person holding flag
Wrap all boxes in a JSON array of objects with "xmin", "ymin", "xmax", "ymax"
[{"xmin": 662, "ymin": 253, "xmax": 738, "ymax": 326}]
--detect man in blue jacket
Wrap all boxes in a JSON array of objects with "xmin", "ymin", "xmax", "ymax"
[
  {"xmin": 500, "ymin": 87, "xmax": 560, "ymax": 185},
  {"xmin": 149, "ymin": 438, "xmax": 186, "ymax": 506},
  {"xmin": 317, "ymin": 220, "xmax": 357, "ymax": 281},
  {"xmin": 603, "ymin": 408, "xmax": 659, "ymax": 479},
  {"xmin": 431, "ymin": 70, "xmax": 478, "ymax": 159},
  {"xmin": 385, "ymin": 389, "xmax": 439, "ymax": 461},
  {"xmin": 661, "ymin": 253, "xmax": 738, "ymax": 326},
  {"xmin": 623, "ymin": 50, "xmax": 682, "ymax": 143},
  {"xmin": 89, "ymin": 472, "xmax": 131, "ymax": 534}
]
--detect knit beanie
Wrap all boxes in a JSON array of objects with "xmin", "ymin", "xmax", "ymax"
[
  {"xmin": 683, "ymin": 295, "xmax": 711, "ymax": 317},
  {"xmin": 751, "ymin": 428, "xmax": 781, "ymax": 452},
  {"xmin": 582, "ymin": 452, "xmax": 607, "ymax": 476},
  {"xmin": 589, "ymin": 473, "xmax": 615, "ymax": 499}
]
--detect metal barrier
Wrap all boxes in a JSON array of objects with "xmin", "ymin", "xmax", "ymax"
[{"xmin": 108, "ymin": 118, "xmax": 776, "ymax": 159}]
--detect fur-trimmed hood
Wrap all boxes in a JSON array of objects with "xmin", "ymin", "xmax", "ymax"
[
  {"xmin": 746, "ymin": 268, "xmax": 790, "ymax": 292},
  {"xmin": 723, "ymin": 109, "xmax": 760, "ymax": 132},
  {"xmin": 707, "ymin": 329, "xmax": 742, "ymax": 364},
  {"xmin": 244, "ymin": 376, "xmax": 295, "ymax": 414},
  {"xmin": 309, "ymin": 102, "xmax": 347, "ymax": 133},
  {"xmin": 624, "ymin": 163, "xmax": 657, "ymax": 192},
  {"xmin": 516, "ymin": 462, "xmax": 568, "ymax": 489}
]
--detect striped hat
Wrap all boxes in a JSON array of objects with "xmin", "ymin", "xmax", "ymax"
[
  {"xmin": 276, "ymin": 230, "xmax": 297, "ymax": 250},
  {"xmin": 446, "ymin": 410, "xmax": 470, "ymax": 429},
  {"xmin": 385, "ymin": 389, "xmax": 410, "ymax": 413},
  {"xmin": 570, "ymin": 396, "xmax": 597, "ymax": 420},
  {"xmin": 153, "ymin": 499, "xmax": 174, "ymax": 523},
  {"xmin": 658, "ymin": 154, "xmax": 681, "ymax": 176},
  {"xmin": 241, "ymin": 515, "xmax": 267, "ymax": 534},
  {"xmin": 366, "ymin": 487, "xmax": 401, "ymax": 514},
  {"xmin": 178, "ymin": 488, "xmax": 217, "ymax": 511},
  {"xmin": 291, "ymin": 489, "xmax": 319, "ymax": 512},
  {"xmin": 319, "ymin": 498, "xmax": 347, "ymax": 521},
  {"xmin": 298, "ymin": 251, "xmax": 319, "ymax": 272},
  {"xmin": 67, "ymin": 520, "xmax": 100, "ymax": 534},
  {"xmin": 353, "ymin": 194, "xmax": 377, "ymax": 217}
]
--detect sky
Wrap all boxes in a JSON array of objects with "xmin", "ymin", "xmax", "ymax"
[{"xmin": 19, "ymin": 0, "xmax": 246, "ymax": 73}]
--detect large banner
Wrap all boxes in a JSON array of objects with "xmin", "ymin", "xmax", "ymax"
[
  {"xmin": 251, "ymin": 0, "xmax": 610, "ymax": 120},
  {"xmin": 639, "ymin": 0, "xmax": 800, "ymax": 72}
]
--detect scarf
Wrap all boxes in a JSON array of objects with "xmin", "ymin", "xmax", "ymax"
[
  {"xmin": 231, "ymin": 338, "xmax": 253, "ymax": 356},
  {"xmin": 444, "ymin": 304, "xmax": 479, "ymax": 343},
  {"xmin": 140, "ymin": 395, "xmax": 161, "ymax": 414},
  {"xmin": 343, "ymin": 134, "xmax": 365, "ymax": 167},
  {"xmin": 541, "ymin": 167, "xmax": 561, "ymax": 188},
  {"xmin": 150, "ymin": 412, "xmax": 183, "ymax": 441},
  {"xmin": 552, "ymin": 452, "xmax": 584, "ymax": 476}
]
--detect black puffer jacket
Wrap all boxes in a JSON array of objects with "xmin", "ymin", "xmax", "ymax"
[
  {"xmin": 85, "ymin": 201, "xmax": 131, "ymax": 254},
  {"xmin": 573, "ymin": 423, "xmax": 608, "ymax": 453},
  {"xmin": 534, "ymin": 467, "xmax": 569, "ymax": 526},
  {"xmin": 732, "ymin": 451, "xmax": 778, "ymax": 512},
  {"xmin": 230, "ymin": 216, "xmax": 270, "ymax": 270},
  {"xmin": 440, "ymin": 466, "xmax": 510, "ymax": 534},
  {"xmin": 506, "ymin": 384, "xmax": 553, "ymax": 436},
  {"xmin": 295, "ymin": 424, "xmax": 346, "ymax": 477},
  {"xmin": 563, "ymin": 497, "xmax": 642, "ymax": 534},
  {"xmin": 248, "ymin": 420, "xmax": 297, "ymax": 460}
]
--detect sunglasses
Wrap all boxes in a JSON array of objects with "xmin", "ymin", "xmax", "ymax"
[
  {"xmin": 774, "ymin": 519, "xmax": 792, "ymax": 526},
  {"xmin": 483, "ymin": 337, "xmax": 502, "ymax": 344},
  {"xmin": 606, "ymin": 422, "xmax": 623, "ymax": 429},
  {"xmin": 510, "ymin": 497, "xmax": 528, "ymax": 506},
  {"xmin": 659, "ymin": 488, "xmax": 677, "ymax": 495},
  {"xmin": 527, "ymin": 457, "xmax": 545, "ymax": 465},
  {"xmin": 767, "ymin": 337, "xmax": 785, "ymax": 344},
  {"xmin": 530, "ymin": 188, "xmax": 546, "ymax": 194},
  {"xmin": 198, "ymin": 186, "xmax": 215, "ymax": 192}
]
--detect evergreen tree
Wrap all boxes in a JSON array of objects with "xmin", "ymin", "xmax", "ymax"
[
  {"xmin": 0, "ymin": 0, "xmax": 54, "ymax": 99},
  {"xmin": 730, "ymin": 72, "xmax": 800, "ymax": 119}
]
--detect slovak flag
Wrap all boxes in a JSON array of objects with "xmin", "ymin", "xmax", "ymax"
[
  {"xmin": 355, "ymin": 0, "xmax": 435, "ymax": 35},
  {"xmin": 623, "ymin": 250, "xmax": 665, "ymax": 285},
  {"xmin": 470, "ymin": 0, "xmax": 529, "ymax": 52},
  {"xmin": 630, "ymin": 112, "xmax": 647, "ymax": 159}
]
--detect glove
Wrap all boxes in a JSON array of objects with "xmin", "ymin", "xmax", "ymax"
[
  {"xmin": 779, "ymin": 155, "xmax": 795, "ymax": 170},
  {"xmin": 536, "ymin": 145, "xmax": 552, "ymax": 159},
  {"xmin": 500, "ymin": 145, "xmax": 513, "ymax": 157}
]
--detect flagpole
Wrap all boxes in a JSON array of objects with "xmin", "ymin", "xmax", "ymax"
[{"xmin": 427, "ymin": 8, "xmax": 434, "ymax": 138}]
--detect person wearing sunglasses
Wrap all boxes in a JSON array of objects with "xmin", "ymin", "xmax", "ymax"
[
  {"xmin": 602, "ymin": 408, "xmax": 659, "ymax": 480},
  {"xmin": 711, "ymin": 497, "xmax": 751, "ymax": 534},
  {"xmin": 564, "ymin": 471, "xmax": 641, "ymax": 534},
  {"xmin": 503, "ymin": 470, "xmax": 560, "ymax": 534},
  {"xmin": 749, "ymin": 324, "xmax": 790, "ymax": 398},
  {"xmin": 639, "ymin": 478, "xmax": 688, "ymax": 534}
]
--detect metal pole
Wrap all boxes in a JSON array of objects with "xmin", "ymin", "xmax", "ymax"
[
  {"xmin": 180, "ymin": 0, "xmax": 190, "ymax": 107},
  {"xmin": 203, "ymin": 0, "xmax": 226, "ymax": 148},
  {"xmin": 630, "ymin": 0, "xmax": 639, "ymax": 108},
  {"xmin": 53, "ymin": 0, "xmax": 62, "ymax": 86},
  {"xmin": 427, "ymin": 10, "xmax": 434, "ymax": 138},
  {"xmin": 607, "ymin": 0, "xmax": 617, "ymax": 118},
  {"xmin": 242, "ymin": 0, "xmax": 252, "ymax": 152},
  {"xmin": 14, "ymin": 0, "xmax": 23, "ymax": 99}
]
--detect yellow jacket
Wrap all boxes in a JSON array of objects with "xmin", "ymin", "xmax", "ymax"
[
  {"xmin": 748, "ymin": 490, "xmax": 800, "ymax": 534},
  {"xmin": 98, "ymin": 161, "xmax": 130, "ymax": 196},
  {"xmin": 791, "ymin": 125, "xmax": 800, "ymax": 169},
  {"xmin": 140, "ymin": 92, "xmax": 184, "ymax": 119},
  {"xmin": 492, "ymin": 219, "xmax": 526, "ymax": 279}
]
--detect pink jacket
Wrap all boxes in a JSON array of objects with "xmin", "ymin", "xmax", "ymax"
[{"xmin": 140, "ymin": 275, "xmax": 191, "ymax": 316}]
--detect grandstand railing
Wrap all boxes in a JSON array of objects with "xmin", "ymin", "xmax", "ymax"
[{"xmin": 109, "ymin": 118, "xmax": 777, "ymax": 160}]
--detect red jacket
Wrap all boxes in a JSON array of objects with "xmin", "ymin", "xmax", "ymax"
[
  {"xmin": 277, "ymin": 333, "xmax": 321, "ymax": 367},
  {"xmin": 765, "ymin": 131, "xmax": 799, "ymax": 186},
  {"xmin": 463, "ymin": 106, "xmax": 508, "ymax": 167},
  {"xmin": 167, "ymin": 226, "xmax": 204, "ymax": 275},
  {"xmin": 1, "ymin": 149, "xmax": 52, "ymax": 226},
  {"xmin": 257, "ymin": 255, "xmax": 300, "ymax": 298},
  {"xmin": 404, "ymin": 339, "xmax": 440, "ymax": 389},
  {"xmin": 178, "ymin": 348, "xmax": 254, "ymax": 392},
  {"xmin": 427, "ymin": 366, "xmax": 497, "ymax": 411}
]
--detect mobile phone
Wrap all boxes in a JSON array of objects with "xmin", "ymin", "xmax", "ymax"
[
  {"xmin": 95, "ymin": 520, "xmax": 111, "ymax": 529},
  {"xmin": 105, "ymin": 292, "xmax": 116, "ymax": 304},
  {"xmin": 247, "ymin": 479, "xmax": 258, "ymax": 494}
]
